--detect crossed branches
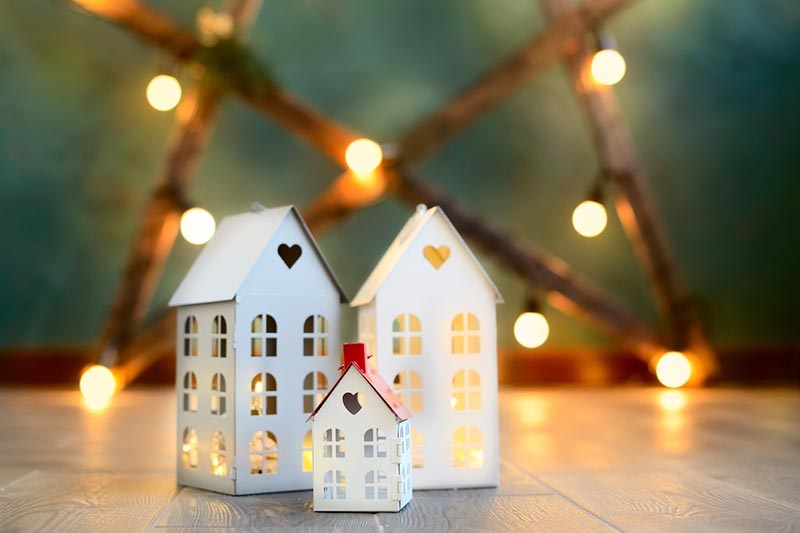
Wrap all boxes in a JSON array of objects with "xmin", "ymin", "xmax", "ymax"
[{"xmin": 69, "ymin": 0, "xmax": 716, "ymax": 385}]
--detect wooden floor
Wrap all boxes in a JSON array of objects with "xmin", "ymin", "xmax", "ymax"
[{"xmin": 0, "ymin": 388, "xmax": 798, "ymax": 532}]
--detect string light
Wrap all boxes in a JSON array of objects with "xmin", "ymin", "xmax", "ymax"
[
  {"xmin": 590, "ymin": 32, "xmax": 626, "ymax": 86},
  {"xmin": 655, "ymin": 351, "xmax": 692, "ymax": 388},
  {"xmin": 572, "ymin": 200, "xmax": 608, "ymax": 237},
  {"xmin": 146, "ymin": 74, "xmax": 182, "ymax": 111},
  {"xmin": 513, "ymin": 296, "xmax": 549, "ymax": 348},
  {"xmin": 591, "ymin": 50, "xmax": 626, "ymax": 86},
  {"xmin": 345, "ymin": 138, "xmax": 383, "ymax": 175},
  {"xmin": 79, "ymin": 365, "xmax": 117, "ymax": 410},
  {"xmin": 180, "ymin": 207, "xmax": 216, "ymax": 245},
  {"xmin": 572, "ymin": 173, "xmax": 608, "ymax": 238}
]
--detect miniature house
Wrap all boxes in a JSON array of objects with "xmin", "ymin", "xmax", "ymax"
[
  {"xmin": 352, "ymin": 205, "xmax": 503, "ymax": 489},
  {"xmin": 308, "ymin": 343, "xmax": 412, "ymax": 512},
  {"xmin": 168, "ymin": 204, "xmax": 347, "ymax": 495}
]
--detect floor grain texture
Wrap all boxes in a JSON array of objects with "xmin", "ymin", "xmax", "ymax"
[{"xmin": 0, "ymin": 388, "xmax": 798, "ymax": 532}]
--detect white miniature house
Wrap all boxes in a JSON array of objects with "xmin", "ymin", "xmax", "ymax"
[
  {"xmin": 168, "ymin": 204, "xmax": 347, "ymax": 495},
  {"xmin": 352, "ymin": 205, "xmax": 503, "ymax": 489},
  {"xmin": 308, "ymin": 343, "xmax": 412, "ymax": 512}
]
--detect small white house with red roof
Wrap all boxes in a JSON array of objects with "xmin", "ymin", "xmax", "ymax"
[{"xmin": 307, "ymin": 343, "xmax": 412, "ymax": 512}]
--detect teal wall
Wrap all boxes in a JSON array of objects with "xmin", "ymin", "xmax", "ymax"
[{"xmin": 1, "ymin": 0, "xmax": 798, "ymax": 351}]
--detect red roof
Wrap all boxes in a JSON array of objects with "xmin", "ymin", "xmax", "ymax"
[{"xmin": 306, "ymin": 343, "xmax": 411, "ymax": 422}]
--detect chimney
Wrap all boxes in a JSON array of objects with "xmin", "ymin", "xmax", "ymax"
[{"xmin": 342, "ymin": 342, "xmax": 368, "ymax": 373}]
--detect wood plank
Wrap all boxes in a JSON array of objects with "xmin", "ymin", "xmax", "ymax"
[
  {"xmin": 0, "ymin": 472, "xmax": 178, "ymax": 532},
  {"xmin": 535, "ymin": 468, "xmax": 800, "ymax": 532},
  {"xmin": 378, "ymin": 492, "xmax": 616, "ymax": 532},
  {"xmin": 154, "ymin": 487, "xmax": 379, "ymax": 530}
]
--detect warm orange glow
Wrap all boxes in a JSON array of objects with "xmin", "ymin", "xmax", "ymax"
[
  {"xmin": 572, "ymin": 200, "xmax": 608, "ymax": 237},
  {"xmin": 302, "ymin": 450, "xmax": 313, "ymax": 472},
  {"xmin": 79, "ymin": 365, "xmax": 117, "ymax": 410},
  {"xmin": 513, "ymin": 312, "xmax": 549, "ymax": 348},
  {"xmin": 345, "ymin": 138, "xmax": 383, "ymax": 174},
  {"xmin": 180, "ymin": 207, "xmax": 216, "ymax": 245},
  {"xmin": 591, "ymin": 49, "xmax": 626, "ymax": 86},
  {"xmin": 655, "ymin": 351, "xmax": 692, "ymax": 388},
  {"xmin": 658, "ymin": 390, "xmax": 687, "ymax": 412},
  {"xmin": 146, "ymin": 74, "xmax": 182, "ymax": 111}
]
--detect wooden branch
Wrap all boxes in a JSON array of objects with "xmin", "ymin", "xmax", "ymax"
[
  {"xmin": 303, "ymin": 168, "xmax": 394, "ymax": 233},
  {"xmin": 539, "ymin": 0, "xmax": 717, "ymax": 381},
  {"xmin": 69, "ymin": 0, "xmax": 359, "ymax": 167},
  {"xmin": 93, "ymin": 0, "xmax": 260, "ymax": 362},
  {"xmin": 394, "ymin": 171, "xmax": 664, "ymax": 358},
  {"xmin": 399, "ymin": 0, "xmax": 634, "ymax": 164}
]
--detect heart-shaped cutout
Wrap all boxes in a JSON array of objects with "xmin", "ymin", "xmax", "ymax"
[
  {"xmin": 278, "ymin": 244, "xmax": 302, "ymax": 269},
  {"xmin": 342, "ymin": 392, "xmax": 364, "ymax": 415},
  {"xmin": 423, "ymin": 245, "xmax": 450, "ymax": 270}
]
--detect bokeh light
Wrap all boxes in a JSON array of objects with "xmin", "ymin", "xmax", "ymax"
[
  {"xmin": 572, "ymin": 200, "xmax": 608, "ymax": 237},
  {"xmin": 146, "ymin": 74, "xmax": 182, "ymax": 111},
  {"xmin": 590, "ymin": 49, "xmax": 626, "ymax": 86},
  {"xmin": 80, "ymin": 365, "xmax": 117, "ymax": 410},
  {"xmin": 513, "ymin": 312, "xmax": 550, "ymax": 349},
  {"xmin": 180, "ymin": 207, "xmax": 216, "ymax": 245},
  {"xmin": 345, "ymin": 138, "xmax": 383, "ymax": 174},
  {"xmin": 655, "ymin": 351, "xmax": 692, "ymax": 388}
]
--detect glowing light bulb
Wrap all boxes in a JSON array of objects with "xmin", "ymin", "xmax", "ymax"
[
  {"xmin": 180, "ymin": 207, "xmax": 216, "ymax": 245},
  {"xmin": 655, "ymin": 351, "xmax": 692, "ymax": 388},
  {"xmin": 79, "ymin": 365, "xmax": 117, "ymax": 410},
  {"xmin": 513, "ymin": 312, "xmax": 549, "ymax": 349},
  {"xmin": 146, "ymin": 74, "xmax": 182, "ymax": 111},
  {"xmin": 591, "ymin": 49, "xmax": 626, "ymax": 86},
  {"xmin": 345, "ymin": 138, "xmax": 383, "ymax": 174},
  {"xmin": 572, "ymin": 200, "xmax": 608, "ymax": 237}
]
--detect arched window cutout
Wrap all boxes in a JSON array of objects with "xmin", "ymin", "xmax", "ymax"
[
  {"xmin": 358, "ymin": 314, "xmax": 377, "ymax": 368},
  {"xmin": 211, "ymin": 315, "xmax": 228, "ymax": 358},
  {"xmin": 250, "ymin": 373, "xmax": 277, "ymax": 415},
  {"xmin": 363, "ymin": 428, "xmax": 387, "ymax": 458},
  {"xmin": 182, "ymin": 371, "xmax": 198, "ymax": 412},
  {"xmin": 452, "ymin": 426, "xmax": 483, "ymax": 469},
  {"xmin": 303, "ymin": 315, "xmax": 329, "ymax": 357},
  {"xmin": 210, "ymin": 431, "xmax": 227, "ymax": 476},
  {"xmin": 249, "ymin": 431, "xmax": 278, "ymax": 475},
  {"xmin": 323, "ymin": 428, "xmax": 345, "ymax": 458},
  {"xmin": 183, "ymin": 316, "xmax": 198, "ymax": 357},
  {"xmin": 251, "ymin": 314, "xmax": 277, "ymax": 357},
  {"xmin": 392, "ymin": 371, "xmax": 424, "ymax": 413},
  {"xmin": 451, "ymin": 369, "xmax": 481, "ymax": 411},
  {"xmin": 303, "ymin": 372, "xmax": 329, "ymax": 413},
  {"xmin": 323, "ymin": 470, "xmax": 346, "ymax": 500},
  {"xmin": 364, "ymin": 470, "xmax": 388, "ymax": 500},
  {"xmin": 211, "ymin": 373, "xmax": 226, "ymax": 415},
  {"xmin": 181, "ymin": 427, "xmax": 198, "ymax": 468},
  {"xmin": 411, "ymin": 427, "xmax": 424, "ymax": 469},
  {"xmin": 391, "ymin": 314, "xmax": 422, "ymax": 356},
  {"xmin": 451, "ymin": 313, "xmax": 480, "ymax": 354},
  {"xmin": 302, "ymin": 430, "xmax": 313, "ymax": 472}
]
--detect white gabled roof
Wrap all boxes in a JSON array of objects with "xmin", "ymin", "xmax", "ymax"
[
  {"xmin": 351, "ymin": 205, "xmax": 503, "ymax": 306},
  {"xmin": 169, "ymin": 205, "xmax": 347, "ymax": 307}
]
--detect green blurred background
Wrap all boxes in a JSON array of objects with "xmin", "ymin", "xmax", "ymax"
[{"xmin": 1, "ymin": 0, "xmax": 798, "ymax": 353}]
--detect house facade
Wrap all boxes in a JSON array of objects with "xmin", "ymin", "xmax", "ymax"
[
  {"xmin": 169, "ymin": 204, "xmax": 347, "ymax": 495},
  {"xmin": 309, "ymin": 343, "xmax": 412, "ymax": 512},
  {"xmin": 352, "ymin": 205, "xmax": 503, "ymax": 489}
]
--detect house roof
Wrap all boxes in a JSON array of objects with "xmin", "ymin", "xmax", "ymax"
[
  {"xmin": 306, "ymin": 362, "xmax": 412, "ymax": 423},
  {"xmin": 351, "ymin": 205, "xmax": 503, "ymax": 306},
  {"xmin": 168, "ymin": 205, "xmax": 348, "ymax": 307}
]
